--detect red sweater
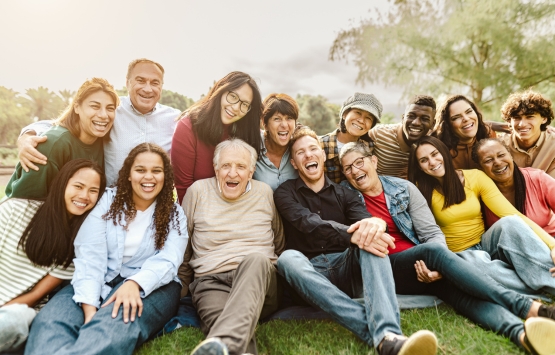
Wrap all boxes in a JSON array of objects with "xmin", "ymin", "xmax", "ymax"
[{"xmin": 172, "ymin": 116, "xmax": 228, "ymax": 203}]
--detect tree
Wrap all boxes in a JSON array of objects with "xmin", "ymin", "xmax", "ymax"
[
  {"xmin": 0, "ymin": 87, "xmax": 32, "ymax": 144},
  {"xmin": 116, "ymin": 87, "xmax": 194, "ymax": 111},
  {"xmin": 330, "ymin": 0, "xmax": 555, "ymax": 115},
  {"xmin": 296, "ymin": 94, "xmax": 339, "ymax": 135},
  {"xmin": 58, "ymin": 89, "xmax": 76, "ymax": 107},
  {"xmin": 23, "ymin": 86, "xmax": 65, "ymax": 120}
]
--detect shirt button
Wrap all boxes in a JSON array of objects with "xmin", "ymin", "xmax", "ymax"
[{"xmin": 317, "ymin": 210, "xmax": 320, "ymax": 214}]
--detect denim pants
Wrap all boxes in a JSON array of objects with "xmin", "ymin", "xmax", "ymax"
[
  {"xmin": 390, "ymin": 242, "xmax": 530, "ymax": 346},
  {"xmin": 277, "ymin": 247, "xmax": 401, "ymax": 348},
  {"xmin": 460, "ymin": 216, "xmax": 555, "ymax": 296},
  {"xmin": 24, "ymin": 278, "xmax": 181, "ymax": 355}
]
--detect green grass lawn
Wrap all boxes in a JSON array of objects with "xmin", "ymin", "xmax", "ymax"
[{"xmin": 134, "ymin": 303, "xmax": 529, "ymax": 355}]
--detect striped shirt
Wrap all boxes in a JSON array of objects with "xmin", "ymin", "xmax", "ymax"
[
  {"xmin": 369, "ymin": 124, "xmax": 411, "ymax": 179},
  {"xmin": 0, "ymin": 198, "xmax": 73, "ymax": 306}
]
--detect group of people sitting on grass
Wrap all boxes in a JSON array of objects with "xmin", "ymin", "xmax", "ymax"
[{"xmin": 1, "ymin": 58, "xmax": 555, "ymax": 355}]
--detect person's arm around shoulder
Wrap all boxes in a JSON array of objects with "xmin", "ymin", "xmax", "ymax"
[
  {"xmin": 406, "ymin": 182, "xmax": 447, "ymax": 245},
  {"xmin": 17, "ymin": 120, "xmax": 55, "ymax": 172},
  {"xmin": 171, "ymin": 116, "xmax": 198, "ymax": 203}
]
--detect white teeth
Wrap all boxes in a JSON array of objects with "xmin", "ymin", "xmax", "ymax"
[
  {"xmin": 142, "ymin": 183, "xmax": 154, "ymax": 187},
  {"xmin": 431, "ymin": 163, "xmax": 442, "ymax": 171},
  {"xmin": 494, "ymin": 166, "xmax": 508, "ymax": 174},
  {"xmin": 93, "ymin": 121, "xmax": 108, "ymax": 126},
  {"xmin": 355, "ymin": 174, "xmax": 365, "ymax": 181},
  {"xmin": 353, "ymin": 124, "xmax": 363, "ymax": 130},
  {"xmin": 73, "ymin": 201, "xmax": 86, "ymax": 207},
  {"xmin": 305, "ymin": 162, "xmax": 318, "ymax": 169},
  {"xmin": 278, "ymin": 132, "xmax": 288, "ymax": 136},
  {"xmin": 462, "ymin": 123, "xmax": 474, "ymax": 129},
  {"xmin": 225, "ymin": 108, "xmax": 235, "ymax": 117},
  {"xmin": 409, "ymin": 127, "xmax": 422, "ymax": 132}
]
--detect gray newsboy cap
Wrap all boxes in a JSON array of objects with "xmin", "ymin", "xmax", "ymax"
[{"xmin": 339, "ymin": 92, "xmax": 383, "ymax": 126}]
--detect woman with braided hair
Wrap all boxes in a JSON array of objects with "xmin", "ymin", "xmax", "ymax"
[{"xmin": 26, "ymin": 143, "xmax": 188, "ymax": 355}]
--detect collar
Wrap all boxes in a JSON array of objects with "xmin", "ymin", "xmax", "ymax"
[
  {"xmin": 511, "ymin": 131, "xmax": 545, "ymax": 153},
  {"xmin": 294, "ymin": 175, "xmax": 333, "ymax": 192},
  {"xmin": 127, "ymin": 96, "xmax": 158, "ymax": 116}
]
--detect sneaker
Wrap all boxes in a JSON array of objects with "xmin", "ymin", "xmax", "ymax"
[
  {"xmin": 523, "ymin": 317, "xmax": 555, "ymax": 355},
  {"xmin": 379, "ymin": 330, "xmax": 438, "ymax": 355},
  {"xmin": 191, "ymin": 337, "xmax": 229, "ymax": 355}
]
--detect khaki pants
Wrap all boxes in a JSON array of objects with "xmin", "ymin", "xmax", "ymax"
[{"xmin": 190, "ymin": 253, "xmax": 279, "ymax": 355}]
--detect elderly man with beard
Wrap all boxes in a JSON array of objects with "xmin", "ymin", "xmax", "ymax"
[
  {"xmin": 179, "ymin": 138, "xmax": 285, "ymax": 355},
  {"xmin": 274, "ymin": 127, "xmax": 438, "ymax": 355},
  {"xmin": 338, "ymin": 140, "xmax": 555, "ymax": 355}
]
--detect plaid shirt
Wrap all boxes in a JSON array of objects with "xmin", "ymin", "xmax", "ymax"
[{"xmin": 319, "ymin": 129, "xmax": 374, "ymax": 183}]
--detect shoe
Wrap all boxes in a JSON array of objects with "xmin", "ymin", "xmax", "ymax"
[
  {"xmin": 538, "ymin": 305, "xmax": 555, "ymax": 321},
  {"xmin": 523, "ymin": 317, "xmax": 555, "ymax": 355},
  {"xmin": 191, "ymin": 337, "xmax": 229, "ymax": 355},
  {"xmin": 378, "ymin": 330, "xmax": 438, "ymax": 355}
]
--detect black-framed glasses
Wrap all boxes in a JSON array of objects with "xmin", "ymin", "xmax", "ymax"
[
  {"xmin": 342, "ymin": 156, "xmax": 370, "ymax": 175},
  {"xmin": 226, "ymin": 91, "xmax": 251, "ymax": 114}
]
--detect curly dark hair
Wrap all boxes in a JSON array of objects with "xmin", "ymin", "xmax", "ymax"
[
  {"xmin": 500, "ymin": 90, "xmax": 554, "ymax": 131},
  {"xmin": 103, "ymin": 143, "xmax": 180, "ymax": 250},
  {"xmin": 409, "ymin": 95, "xmax": 436, "ymax": 111},
  {"xmin": 433, "ymin": 95, "xmax": 491, "ymax": 156}
]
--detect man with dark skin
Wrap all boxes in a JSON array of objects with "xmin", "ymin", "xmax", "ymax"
[{"xmin": 369, "ymin": 95, "xmax": 436, "ymax": 179}]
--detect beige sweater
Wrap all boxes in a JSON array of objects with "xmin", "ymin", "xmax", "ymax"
[{"xmin": 178, "ymin": 177, "xmax": 285, "ymax": 296}]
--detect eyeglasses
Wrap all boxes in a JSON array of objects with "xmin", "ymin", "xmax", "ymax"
[
  {"xmin": 226, "ymin": 91, "xmax": 251, "ymax": 114},
  {"xmin": 342, "ymin": 156, "xmax": 370, "ymax": 175}
]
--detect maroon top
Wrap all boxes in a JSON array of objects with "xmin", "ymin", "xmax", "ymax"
[{"xmin": 171, "ymin": 116, "xmax": 229, "ymax": 203}]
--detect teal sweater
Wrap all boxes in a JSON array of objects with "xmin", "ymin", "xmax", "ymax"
[{"xmin": 5, "ymin": 126, "xmax": 104, "ymax": 199}]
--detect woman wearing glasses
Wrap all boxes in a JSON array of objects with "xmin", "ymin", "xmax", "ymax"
[{"xmin": 171, "ymin": 72, "xmax": 262, "ymax": 203}]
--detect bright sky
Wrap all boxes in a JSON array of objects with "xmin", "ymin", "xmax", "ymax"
[{"xmin": 0, "ymin": 0, "xmax": 402, "ymax": 107}]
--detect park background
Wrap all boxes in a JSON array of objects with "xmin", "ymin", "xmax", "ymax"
[{"xmin": 1, "ymin": 0, "xmax": 554, "ymax": 353}]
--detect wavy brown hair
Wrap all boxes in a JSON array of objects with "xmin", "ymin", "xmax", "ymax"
[
  {"xmin": 433, "ymin": 95, "xmax": 491, "ymax": 157},
  {"xmin": 103, "ymin": 143, "xmax": 180, "ymax": 249},
  {"xmin": 55, "ymin": 77, "xmax": 119, "ymax": 139},
  {"xmin": 501, "ymin": 90, "xmax": 553, "ymax": 130}
]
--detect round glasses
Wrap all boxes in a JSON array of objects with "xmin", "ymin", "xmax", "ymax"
[
  {"xmin": 343, "ymin": 156, "xmax": 370, "ymax": 175},
  {"xmin": 226, "ymin": 91, "xmax": 251, "ymax": 114}
]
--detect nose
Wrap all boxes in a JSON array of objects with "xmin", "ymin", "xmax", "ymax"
[
  {"xmin": 78, "ymin": 188, "xmax": 90, "ymax": 201},
  {"xmin": 412, "ymin": 116, "xmax": 421, "ymax": 126},
  {"xmin": 97, "ymin": 107, "xmax": 109, "ymax": 119},
  {"xmin": 143, "ymin": 82, "xmax": 153, "ymax": 93},
  {"xmin": 228, "ymin": 165, "xmax": 238, "ymax": 177}
]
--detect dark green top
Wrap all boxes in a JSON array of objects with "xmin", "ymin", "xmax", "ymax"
[{"xmin": 5, "ymin": 126, "xmax": 104, "ymax": 199}]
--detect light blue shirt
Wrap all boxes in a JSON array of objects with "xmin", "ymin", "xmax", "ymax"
[
  {"xmin": 71, "ymin": 188, "xmax": 188, "ymax": 308},
  {"xmin": 21, "ymin": 96, "xmax": 180, "ymax": 187},
  {"xmin": 253, "ymin": 135, "xmax": 299, "ymax": 191}
]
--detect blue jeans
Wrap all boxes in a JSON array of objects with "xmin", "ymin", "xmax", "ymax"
[
  {"xmin": 461, "ymin": 216, "xmax": 555, "ymax": 295},
  {"xmin": 390, "ymin": 243, "xmax": 530, "ymax": 346},
  {"xmin": 24, "ymin": 278, "xmax": 180, "ymax": 355},
  {"xmin": 277, "ymin": 247, "xmax": 401, "ymax": 348}
]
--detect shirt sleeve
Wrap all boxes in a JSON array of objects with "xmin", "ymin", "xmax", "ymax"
[
  {"xmin": 127, "ymin": 204, "xmax": 189, "ymax": 297},
  {"xmin": 475, "ymin": 170, "xmax": 555, "ymax": 249},
  {"xmin": 269, "ymin": 193, "xmax": 286, "ymax": 256},
  {"xmin": 172, "ymin": 117, "xmax": 198, "ymax": 204},
  {"xmin": 273, "ymin": 183, "xmax": 353, "ymax": 247},
  {"xmin": 72, "ymin": 192, "xmax": 111, "ymax": 308},
  {"xmin": 539, "ymin": 171, "xmax": 555, "ymax": 215},
  {"xmin": 177, "ymin": 183, "xmax": 198, "ymax": 298},
  {"xmin": 19, "ymin": 120, "xmax": 54, "ymax": 136},
  {"xmin": 406, "ymin": 182, "xmax": 447, "ymax": 245}
]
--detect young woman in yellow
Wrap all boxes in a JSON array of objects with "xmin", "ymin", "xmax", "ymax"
[{"xmin": 408, "ymin": 136, "xmax": 555, "ymax": 296}]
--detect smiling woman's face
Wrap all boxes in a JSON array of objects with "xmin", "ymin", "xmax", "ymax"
[
  {"xmin": 448, "ymin": 100, "xmax": 479, "ymax": 144},
  {"xmin": 416, "ymin": 143, "xmax": 446, "ymax": 179},
  {"xmin": 476, "ymin": 140, "xmax": 514, "ymax": 184}
]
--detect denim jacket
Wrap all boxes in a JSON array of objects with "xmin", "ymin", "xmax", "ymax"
[
  {"xmin": 72, "ymin": 188, "xmax": 188, "ymax": 308},
  {"xmin": 341, "ymin": 175, "xmax": 445, "ymax": 246}
]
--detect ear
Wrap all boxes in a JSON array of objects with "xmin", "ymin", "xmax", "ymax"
[
  {"xmin": 321, "ymin": 148, "xmax": 326, "ymax": 162},
  {"xmin": 542, "ymin": 116, "xmax": 548, "ymax": 124},
  {"xmin": 370, "ymin": 155, "xmax": 378, "ymax": 169},
  {"xmin": 73, "ymin": 103, "xmax": 80, "ymax": 115},
  {"xmin": 290, "ymin": 157, "xmax": 298, "ymax": 171}
]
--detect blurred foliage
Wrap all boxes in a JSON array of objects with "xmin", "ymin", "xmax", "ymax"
[
  {"xmin": 296, "ymin": 94, "xmax": 340, "ymax": 135},
  {"xmin": 331, "ymin": 0, "xmax": 555, "ymax": 114},
  {"xmin": 0, "ymin": 86, "xmax": 33, "ymax": 145},
  {"xmin": 116, "ymin": 87, "xmax": 194, "ymax": 112}
]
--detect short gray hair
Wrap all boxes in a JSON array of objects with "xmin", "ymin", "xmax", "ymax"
[
  {"xmin": 339, "ymin": 141, "xmax": 373, "ymax": 163},
  {"xmin": 213, "ymin": 138, "xmax": 258, "ymax": 170}
]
